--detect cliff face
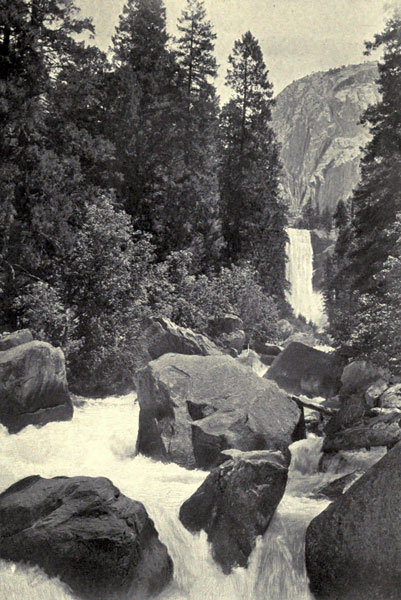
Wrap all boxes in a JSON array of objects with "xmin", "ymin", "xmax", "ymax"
[{"xmin": 272, "ymin": 63, "xmax": 380, "ymax": 215}]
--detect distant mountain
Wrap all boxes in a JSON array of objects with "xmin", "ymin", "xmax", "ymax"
[{"xmin": 272, "ymin": 62, "xmax": 380, "ymax": 216}]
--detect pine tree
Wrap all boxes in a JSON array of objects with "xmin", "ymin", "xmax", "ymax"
[
  {"xmin": 326, "ymin": 16, "xmax": 401, "ymax": 361},
  {"xmin": 173, "ymin": 0, "xmax": 222, "ymax": 269},
  {"xmin": 219, "ymin": 31, "xmax": 287, "ymax": 297},
  {"xmin": 0, "ymin": 0, "xmax": 95, "ymax": 325},
  {"xmin": 348, "ymin": 16, "xmax": 401, "ymax": 295}
]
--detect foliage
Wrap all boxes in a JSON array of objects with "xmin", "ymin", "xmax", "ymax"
[
  {"xmin": 0, "ymin": 1, "xmax": 288, "ymax": 395},
  {"xmin": 153, "ymin": 256, "xmax": 280, "ymax": 344},
  {"xmin": 324, "ymin": 16, "xmax": 401, "ymax": 372},
  {"xmin": 219, "ymin": 31, "xmax": 287, "ymax": 298}
]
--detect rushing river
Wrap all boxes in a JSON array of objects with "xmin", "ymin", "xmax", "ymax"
[{"xmin": 0, "ymin": 394, "xmax": 342, "ymax": 600}]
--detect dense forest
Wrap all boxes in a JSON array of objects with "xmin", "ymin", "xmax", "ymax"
[
  {"xmin": 0, "ymin": 0, "xmax": 288, "ymax": 393},
  {"xmin": 324, "ymin": 16, "xmax": 401, "ymax": 375}
]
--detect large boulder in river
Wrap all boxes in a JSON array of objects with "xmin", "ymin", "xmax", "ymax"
[
  {"xmin": 0, "ymin": 341, "xmax": 73, "ymax": 433},
  {"xmin": 142, "ymin": 316, "xmax": 221, "ymax": 361},
  {"xmin": 265, "ymin": 342, "xmax": 343, "ymax": 399},
  {"xmin": 306, "ymin": 440, "xmax": 401, "ymax": 600},
  {"xmin": 0, "ymin": 329, "xmax": 33, "ymax": 351},
  {"xmin": 0, "ymin": 475, "xmax": 173, "ymax": 600},
  {"xmin": 136, "ymin": 353, "xmax": 303, "ymax": 469},
  {"xmin": 179, "ymin": 449, "xmax": 289, "ymax": 573}
]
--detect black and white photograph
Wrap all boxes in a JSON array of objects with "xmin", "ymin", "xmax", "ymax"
[{"xmin": 1, "ymin": 0, "xmax": 401, "ymax": 598}]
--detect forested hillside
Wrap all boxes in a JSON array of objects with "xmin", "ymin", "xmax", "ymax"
[
  {"xmin": 0, "ymin": 0, "xmax": 287, "ymax": 393},
  {"xmin": 324, "ymin": 16, "xmax": 401, "ymax": 375}
]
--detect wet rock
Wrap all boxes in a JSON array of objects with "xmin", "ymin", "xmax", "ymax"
[
  {"xmin": 265, "ymin": 342, "xmax": 343, "ymax": 399},
  {"xmin": 316, "ymin": 471, "xmax": 360, "ymax": 500},
  {"xmin": 306, "ymin": 441, "xmax": 401, "ymax": 600},
  {"xmin": 0, "ymin": 341, "xmax": 73, "ymax": 433},
  {"xmin": 251, "ymin": 340, "xmax": 282, "ymax": 356},
  {"xmin": 318, "ymin": 446, "xmax": 387, "ymax": 474},
  {"xmin": 0, "ymin": 475, "xmax": 173, "ymax": 600},
  {"xmin": 259, "ymin": 354, "xmax": 277, "ymax": 367},
  {"xmin": 323, "ymin": 411, "xmax": 401, "ymax": 452},
  {"xmin": 179, "ymin": 450, "xmax": 288, "ymax": 573},
  {"xmin": 136, "ymin": 353, "xmax": 303, "ymax": 469},
  {"xmin": 142, "ymin": 316, "xmax": 221, "ymax": 361},
  {"xmin": 0, "ymin": 329, "xmax": 33, "ymax": 351}
]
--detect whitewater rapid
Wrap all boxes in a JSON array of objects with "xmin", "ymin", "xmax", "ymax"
[
  {"xmin": 286, "ymin": 228, "xmax": 327, "ymax": 328},
  {"xmin": 0, "ymin": 394, "xmax": 337, "ymax": 600}
]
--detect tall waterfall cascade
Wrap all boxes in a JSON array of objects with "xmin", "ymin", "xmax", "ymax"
[{"xmin": 286, "ymin": 228, "xmax": 327, "ymax": 328}]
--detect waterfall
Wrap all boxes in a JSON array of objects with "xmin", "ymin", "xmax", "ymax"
[
  {"xmin": 0, "ymin": 394, "xmax": 347, "ymax": 600},
  {"xmin": 286, "ymin": 228, "xmax": 326, "ymax": 328}
]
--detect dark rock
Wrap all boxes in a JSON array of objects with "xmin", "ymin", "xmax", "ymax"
[
  {"xmin": 142, "ymin": 316, "xmax": 221, "ymax": 361},
  {"xmin": 0, "ymin": 475, "xmax": 173, "ymax": 600},
  {"xmin": 316, "ymin": 471, "xmax": 360, "ymax": 500},
  {"xmin": 324, "ymin": 363, "xmax": 395, "ymax": 450},
  {"xmin": 306, "ymin": 441, "xmax": 401, "ymax": 600},
  {"xmin": 0, "ymin": 329, "xmax": 33, "ymax": 351},
  {"xmin": 251, "ymin": 340, "xmax": 282, "ymax": 356},
  {"xmin": 318, "ymin": 447, "xmax": 387, "ymax": 474},
  {"xmin": 265, "ymin": 342, "xmax": 343, "ymax": 399},
  {"xmin": 136, "ymin": 353, "xmax": 303, "ymax": 469},
  {"xmin": 179, "ymin": 450, "xmax": 288, "ymax": 573},
  {"xmin": 323, "ymin": 411, "xmax": 401, "ymax": 452},
  {"xmin": 0, "ymin": 341, "xmax": 73, "ymax": 433},
  {"xmin": 259, "ymin": 354, "xmax": 277, "ymax": 367}
]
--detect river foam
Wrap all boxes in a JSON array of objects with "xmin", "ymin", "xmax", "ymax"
[{"xmin": 0, "ymin": 394, "xmax": 334, "ymax": 600}]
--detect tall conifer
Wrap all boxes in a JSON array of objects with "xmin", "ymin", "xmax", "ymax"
[{"xmin": 219, "ymin": 32, "xmax": 287, "ymax": 297}]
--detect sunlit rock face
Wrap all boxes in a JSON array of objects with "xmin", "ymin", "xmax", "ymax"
[{"xmin": 272, "ymin": 62, "xmax": 380, "ymax": 215}]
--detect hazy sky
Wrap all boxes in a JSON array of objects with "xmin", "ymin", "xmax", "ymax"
[{"xmin": 76, "ymin": 0, "xmax": 398, "ymax": 98}]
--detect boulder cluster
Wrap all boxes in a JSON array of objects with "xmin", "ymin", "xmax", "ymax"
[{"xmin": 2, "ymin": 318, "xmax": 401, "ymax": 598}]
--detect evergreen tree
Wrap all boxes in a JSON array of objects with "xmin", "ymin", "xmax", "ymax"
[
  {"xmin": 326, "ymin": 16, "xmax": 401, "ymax": 361},
  {"xmin": 0, "ymin": 0, "xmax": 95, "ymax": 325},
  {"xmin": 348, "ymin": 16, "xmax": 401, "ymax": 295},
  {"xmin": 173, "ymin": 0, "xmax": 222, "ymax": 269},
  {"xmin": 219, "ymin": 32, "xmax": 287, "ymax": 297},
  {"xmin": 323, "ymin": 199, "xmax": 354, "ymax": 344}
]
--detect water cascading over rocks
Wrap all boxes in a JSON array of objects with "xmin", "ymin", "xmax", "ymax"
[{"xmin": 286, "ymin": 228, "xmax": 326, "ymax": 327}]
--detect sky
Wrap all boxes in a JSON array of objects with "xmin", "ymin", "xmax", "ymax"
[{"xmin": 76, "ymin": 0, "xmax": 399, "ymax": 98}]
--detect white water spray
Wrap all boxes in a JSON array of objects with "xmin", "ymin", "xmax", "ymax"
[
  {"xmin": 0, "ymin": 396, "xmax": 350, "ymax": 600},
  {"xmin": 286, "ymin": 228, "xmax": 326, "ymax": 328}
]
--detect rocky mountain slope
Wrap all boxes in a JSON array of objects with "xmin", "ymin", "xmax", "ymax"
[{"xmin": 272, "ymin": 63, "xmax": 380, "ymax": 215}]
